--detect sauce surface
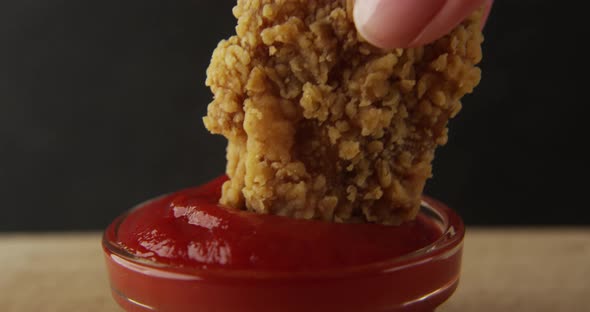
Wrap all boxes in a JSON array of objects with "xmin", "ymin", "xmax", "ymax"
[{"xmin": 117, "ymin": 177, "xmax": 442, "ymax": 271}]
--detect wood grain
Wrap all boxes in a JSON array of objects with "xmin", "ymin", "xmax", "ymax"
[{"xmin": 1, "ymin": 229, "xmax": 589, "ymax": 312}]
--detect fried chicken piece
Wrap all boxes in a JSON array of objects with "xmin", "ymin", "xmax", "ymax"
[{"xmin": 204, "ymin": 0, "xmax": 483, "ymax": 224}]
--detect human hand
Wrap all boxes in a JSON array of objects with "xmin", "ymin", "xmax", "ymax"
[{"xmin": 354, "ymin": 0, "xmax": 493, "ymax": 49}]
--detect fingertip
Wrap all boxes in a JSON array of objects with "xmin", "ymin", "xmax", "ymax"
[
  {"xmin": 354, "ymin": 0, "xmax": 489, "ymax": 49},
  {"xmin": 354, "ymin": 0, "xmax": 446, "ymax": 49},
  {"xmin": 408, "ymin": 0, "xmax": 488, "ymax": 47}
]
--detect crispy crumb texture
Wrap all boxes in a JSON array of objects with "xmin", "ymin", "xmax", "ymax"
[{"xmin": 204, "ymin": 0, "xmax": 483, "ymax": 224}]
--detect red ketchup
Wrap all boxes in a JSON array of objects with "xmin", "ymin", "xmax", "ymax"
[{"xmin": 104, "ymin": 176, "xmax": 464, "ymax": 312}]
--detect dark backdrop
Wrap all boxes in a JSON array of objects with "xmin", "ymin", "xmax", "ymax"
[{"xmin": 1, "ymin": 1, "xmax": 589, "ymax": 231}]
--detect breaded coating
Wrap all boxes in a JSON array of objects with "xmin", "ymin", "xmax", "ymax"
[{"xmin": 204, "ymin": 0, "xmax": 483, "ymax": 224}]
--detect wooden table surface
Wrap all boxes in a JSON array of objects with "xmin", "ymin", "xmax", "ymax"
[{"xmin": 1, "ymin": 229, "xmax": 589, "ymax": 312}]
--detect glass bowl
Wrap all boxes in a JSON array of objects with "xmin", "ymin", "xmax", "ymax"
[{"xmin": 103, "ymin": 195, "xmax": 464, "ymax": 312}]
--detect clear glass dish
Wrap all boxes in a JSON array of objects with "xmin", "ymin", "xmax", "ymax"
[{"xmin": 103, "ymin": 195, "xmax": 464, "ymax": 312}]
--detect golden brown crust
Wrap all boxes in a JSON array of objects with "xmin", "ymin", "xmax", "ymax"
[{"xmin": 204, "ymin": 0, "xmax": 483, "ymax": 224}]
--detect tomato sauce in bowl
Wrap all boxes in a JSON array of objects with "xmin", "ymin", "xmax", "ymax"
[{"xmin": 103, "ymin": 176, "xmax": 464, "ymax": 312}]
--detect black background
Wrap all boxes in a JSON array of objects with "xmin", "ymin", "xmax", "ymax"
[{"xmin": 1, "ymin": 1, "xmax": 589, "ymax": 231}]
